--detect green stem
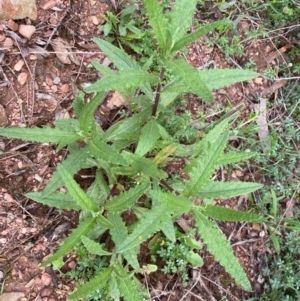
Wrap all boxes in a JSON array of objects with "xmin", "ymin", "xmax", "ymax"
[{"xmin": 152, "ymin": 67, "xmax": 165, "ymax": 117}]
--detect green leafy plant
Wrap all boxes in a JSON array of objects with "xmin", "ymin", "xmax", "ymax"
[
  {"xmin": 156, "ymin": 230, "xmax": 203, "ymax": 285},
  {"xmin": 100, "ymin": 4, "xmax": 144, "ymax": 51},
  {"xmin": 0, "ymin": 0, "xmax": 264, "ymax": 299}
]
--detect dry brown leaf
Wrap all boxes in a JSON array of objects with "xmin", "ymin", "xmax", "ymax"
[
  {"xmin": 106, "ymin": 91, "xmax": 127, "ymax": 109},
  {"xmin": 254, "ymin": 98, "xmax": 270, "ymax": 152},
  {"xmin": 0, "ymin": 292, "xmax": 25, "ymax": 301},
  {"xmin": 51, "ymin": 37, "xmax": 72, "ymax": 64}
]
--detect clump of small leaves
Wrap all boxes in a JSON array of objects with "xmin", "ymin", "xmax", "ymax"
[
  {"xmin": 0, "ymin": 0, "xmax": 264, "ymax": 300},
  {"xmin": 157, "ymin": 232, "xmax": 203, "ymax": 285},
  {"xmin": 66, "ymin": 244, "xmax": 113, "ymax": 301}
]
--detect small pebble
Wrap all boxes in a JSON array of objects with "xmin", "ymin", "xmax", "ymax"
[{"xmin": 53, "ymin": 77, "xmax": 61, "ymax": 84}]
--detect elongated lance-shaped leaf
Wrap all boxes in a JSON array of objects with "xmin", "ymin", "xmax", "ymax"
[
  {"xmin": 79, "ymin": 91, "xmax": 106, "ymax": 135},
  {"xmin": 169, "ymin": 0, "xmax": 198, "ymax": 44},
  {"xmin": 150, "ymin": 190, "xmax": 192, "ymax": 215},
  {"xmin": 108, "ymin": 213, "xmax": 140, "ymax": 270},
  {"xmin": 105, "ymin": 106, "xmax": 152, "ymax": 141},
  {"xmin": 172, "ymin": 19, "xmax": 230, "ymax": 52},
  {"xmin": 92, "ymin": 38, "xmax": 153, "ymax": 99},
  {"xmin": 217, "ymin": 151, "xmax": 256, "ymax": 166},
  {"xmin": 183, "ymin": 131, "xmax": 229, "ymax": 197},
  {"xmin": 57, "ymin": 164, "xmax": 98, "ymax": 211},
  {"xmin": 42, "ymin": 144, "xmax": 90, "ymax": 197},
  {"xmin": 199, "ymin": 205, "xmax": 266, "ymax": 222},
  {"xmin": 142, "ymin": 0, "xmax": 169, "ymax": 54},
  {"xmin": 135, "ymin": 118, "xmax": 160, "ymax": 156},
  {"xmin": 165, "ymin": 59, "xmax": 214, "ymax": 103},
  {"xmin": 199, "ymin": 69, "xmax": 259, "ymax": 91},
  {"xmin": 192, "ymin": 208, "xmax": 252, "ymax": 290},
  {"xmin": 97, "ymin": 214, "xmax": 114, "ymax": 229},
  {"xmin": 197, "ymin": 181, "xmax": 263, "ymax": 199},
  {"xmin": 84, "ymin": 70, "xmax": 158, "ymax": 93},
  {"xmin": 153, "ymin": 143, "xmax": 178, "ymax": 165},
  {"xmin": 73, "ymin": 90, "xmax": 85, "ymax": 117},
  {"xmin": 88, "ymin": 133, "xmax": 127, "ymax": 165},
  {"xmin": 0, "ymin": 125, "xmax": 80, "ymax": 151},
  {"xmin": 68, "ymin": 266, "xmax": 113, "ymax": 300},
  {"xmin": 81, "ymin": 236, "xmax": 112, "ymax": 256},
  {"xmin": 161, "ymin": 218, "xmax": 176, "ymax": 242},
  {"xmin": 41, "ymin": 216, "xmax": 97, "ymax": 267},
  {"xmin": 115, "ymin": 263, "xmax": 143, "ymax": 301},
  {"xmin": 87, "ymin": 170, "xmax": 110, "ymax": 203},
  {"xmin": 121, "ymin": 151, "xmax": 167, "ymax": 180},
  {"xmin": 104, "ymin": 183, "xmax": 150, "ymax": 213},
  {"xmin": 116, "ymin": 202, "xmax": 172, "ymax": 253},
  {"xmin": 25, "ymin": 192, "xmax": 81, "ymax": 210},
  {"xmin": 184, "ymin": 117, "xmax": 232, "ymax": 173},
  {"xmin": 94, "ymin": 37, "xmax": 140, "ymax": 71}
]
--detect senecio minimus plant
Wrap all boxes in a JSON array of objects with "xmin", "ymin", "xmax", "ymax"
[{"xmin": 0, "ymin": 0, "xmax": 265, "ymax": 299}]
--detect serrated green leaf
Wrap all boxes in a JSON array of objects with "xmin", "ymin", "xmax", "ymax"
[
  {"xmin": 135, "ymin": 118, "xmax": 160, "ymax": 156},
  {"xmin": 165, "ymin": 59, "xmax": 213, "ymax": 103},
  {"xmin": 104, "ymin": 183, "xmax": 150, "ymax": 213},
  {"xmin": 122, "ymin": 151, "xmax": 167, "ymax": 180},
  {"xmin": 116, "ymin": 203, "xmax": 171, "ymax": 253},
  {"xmin": 115, "ymin": 263, "xmax": 143, "ymax": 301},
  {"xmin": 192, "ymin": 209, "xmax": 251, "ymax": 290},
  {"xmin": 73, "ymin": 91, "xmax": 85, "ymax": 117},
  {"xmin": 88, "ymin": 133, "xmax": 126, "ymax": 165},
  {"xmin": 172, "ymin": 19, "xmax": 230, "ymax": 52},
  {"xmin": 169, "ymin": 0, "xmax": 198, "ymax": 43},
  {"xmin": 57, "ymin": 164, "xmax": 98, "ymax": 211},
  {"xmin": 105, "ymin": 106, "xmax": 152, "ymax": 141},
  {"xmin": 199, "ymin": 69, "xmax": 259, "ymax": 91},
  {"xmin": 183, "ymin": 131, "xmax": 229, "ymax": 197},
  {"xmin": 161, "ymin": 218, "xmax": 176, "ymax": 242},
  {"xmin": 41, "ymin": 216, "xmax": 97, "ymax": 266},
  {"xmin": 68, "ymin": 266, "xmax": 113, "ymax": 300},
  {"xmin": 85, "ymin": 70, "xmax": 158, "ymax": 93},
  {"xmin": 187, "ymin": 250, "xmax": 204, "ymax": 267},
  {"xmin": 93, "ymin": 37, "xmax": 140, "ymax": 71},
  {"xmin": 97, "ymin": 214, "xmax": 114, "ymax": 229},
  {"xmin": 0, "ymin": 125, "xmax": 80, "ymax": 151},
  {"xmin": 200, "ymin": 205, "xmax": 265, "ymax": 222},
  {"xmin": 81, "ymin": 236, "xmax": 112, "ymax": 256},
  {"xmin": 150, "ymin": 190, "xmax": 192, "ymax": 214},
  {"xmin": 185, "ymin": 237, "xmax": 202, "ymax": 249},
  {"xmin": 197, "ymin": 181, "xmax": 263, "ymax": 199},
  {"xmin": 80, "ymin": 91, "xmax": 106, "ymax": 135},
  {"xmin": 217, "ymin": 151, "xmax": 256, "ymax": 166},
  {"xmin": 142, "ymin": 0, "xmax": 169, "ymax": 54},
  {"xmin": 108, "ymin": 213, "xmax": 140, "ymax": 270},
  {"xmin": 42, "ymin": 144, "xmax": 90, "ymax": 197},
  {"xmin": 91, "ymin": 61, "xmax": 115, "ymax": 76},
  {"xmin": 25, "ymin": 192, "xmax": 80, "ymax": 210},
  {"xmin": 87, "ymin": 170, "xmax": 110, "ymax": 204},
  {"xmin": 153, "ymin": 143, "xmax": 178, "ymax": 165}
]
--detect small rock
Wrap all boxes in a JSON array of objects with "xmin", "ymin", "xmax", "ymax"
[
  {"xmin": 60, "ymin": 83, "xmax": 69, "ymax": 93},
  {"xmin": 13, "ymin": 59, "xmax": 25, "ymax": 71},
  {"xmin": 45, "ymin": 76, "xmax": 53, "ymax": 86},
  {"xmin": 7, "ymin": 19, "xmax": 18, "ymax": 31},
  {"xmin": 53, "ymin": 77, "xmax": 61, "ymax": 84},
  {"xmin": 18, "ymin": 24, "xmax": 36, "ymax": 40},
  {"xmin": 51, "ymin": 85, "xmax": 58, "ymax": 93},
  {"xmin": 0, "ymin": 292, "xmax": 25, "ymax": 301},
  {"xmin": 0, "ymin": 104, "xmax": 8, "ymax": 127},
  {"xmin": 254, "ymin": 77, "xmax": 263, "ymax": 85},
  {"xmin": 49, "ymin": 15, "xmax": 58, "ymax": 26},
  {"xmin": 40, "ymin": 287, "xmax": 52, "ymax": 297},
  {"xmin": 17, "ymin": 72, "xmax": 28, "ymax": 85},
  {"xmin": 3, "ymin": 37, "xmax": 13, "ymax": 47},
  {"xmin": 91, "ymin": 16, "xmax": 99, "ymax": 25},
  {"xmin": 42, "ymin": 0, "xmax": 57, "ymax": 10},
  {"xmin": 41, "ymin": 273, "xmax": 52, "ymax": 286},
  {"xmin": 0, "ymin": 34, "xmax": 5, "ymax": 42}
]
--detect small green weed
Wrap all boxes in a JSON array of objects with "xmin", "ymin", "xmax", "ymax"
[
  {"xmin": 0, "ymin": 1, "xmax": 263, "ymax": 299},
  {"xmin": 157, "ymin": 231, "xmax": 203, "ymax": 285}
]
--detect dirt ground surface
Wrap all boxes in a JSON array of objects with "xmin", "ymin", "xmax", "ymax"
[{"xmin": 0, "ymin": 0, "xmax": 297, "ymax": 300}]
